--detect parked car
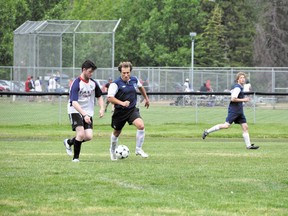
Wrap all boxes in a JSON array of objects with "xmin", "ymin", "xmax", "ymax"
[{"xmin": 0, "ymin": 80, "xmax": 10, "ymax": 92}]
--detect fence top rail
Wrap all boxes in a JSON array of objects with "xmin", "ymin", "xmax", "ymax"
[{"xmin": 1, "ymin": 91, "xmax": 288, "ymax": 96}]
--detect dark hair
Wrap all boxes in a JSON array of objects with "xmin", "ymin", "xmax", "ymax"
[
  {"xmin": 82, "ymin": 60, "xmax": 97, "ymax": 70},
  {"xmin": 118, "ymin": 61, "xmax": 133, "ymax": 72}
]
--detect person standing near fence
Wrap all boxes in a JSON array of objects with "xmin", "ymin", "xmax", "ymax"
[
  {"xmin": 63, "ymin": 60, "xmax": 105, "ymax": 162},
  {"xmin": 34, "ymin": 77, "xmax": 43, "ymax": 102},
  {"xmin": 107, "ymin": 61, "xmax": 150, "ymax": 161},
  {"xmin": 48, "ymin": 74, "xmax": 57, "ymax": 102},
  {"xmin": 202, "ymin": 72, "xmax": 259, "ymax": 150}
]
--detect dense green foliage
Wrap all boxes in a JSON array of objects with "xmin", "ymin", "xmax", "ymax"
[{"xmin": 0, "ymin": 0, "xmax": 287, "ymax": 67}]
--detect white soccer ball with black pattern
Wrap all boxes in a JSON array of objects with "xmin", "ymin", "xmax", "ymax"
[{"xmin": 115, "ymin": 145, "xmax": 130, "ymax": 159}]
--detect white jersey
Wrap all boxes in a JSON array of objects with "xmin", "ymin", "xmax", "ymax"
[
  {"xmin": 67, "ymin": 77, "xmax": 102, "ymax": 117},
  {"xmin": 34, "ymin": 80, "xmax": 42, "ymax": 92},
  {"xmin": 48, "ymin": 78, "xmax": 57, "ymax": 91}
]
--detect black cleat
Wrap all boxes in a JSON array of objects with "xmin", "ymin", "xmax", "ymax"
[
  {"xmin": 246, "ymin": 144, "xmax": 259, "ymax": 150},
  {"xmin": 202, "ymin": 130, "xmax": 208, "ymax": 139}
]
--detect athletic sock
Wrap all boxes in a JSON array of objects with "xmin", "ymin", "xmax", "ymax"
[
  {"xmin": 67, "ymin": 137, "xmax": 75, "ymax": 146},
  {"xmin": 207, "ymin": 125, "xmax": 220, "ymax": 134},
  {"xmin": 136, "ymin": 129, "xmax": 145, "ymax": 149},
  {"xmin": 73, "ymin": 139, "xmax": 82, "ymax": 159},
  {"xmin": 242, "ymin": 132, "xmax": 251, "ymax": 147},
  {"xmin": 110, "ymin": 133, "xmax": 118, "ymax": 151}
]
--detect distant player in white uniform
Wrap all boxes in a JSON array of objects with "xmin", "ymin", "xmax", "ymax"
[
  {"xmin": 202, "ymin": 72, "xmax": 259, "ymax": 150},
  {"xmin": 63, "ymin": 60, "xmax": 105, "ymax": 162}
]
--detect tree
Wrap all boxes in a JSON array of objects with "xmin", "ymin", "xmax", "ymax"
[
  {"xmin": 253, "ymin": 0, "xmax": 288, "ymax": 67},
  {"xmin": 196, "ymin": 4, "xmax": 226, "ymax": 66},
  {"xmin": 0, "ymin": 0, "xmax": 30, "ymax": 66}
]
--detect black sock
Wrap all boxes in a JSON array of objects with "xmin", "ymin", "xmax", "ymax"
[
  {"xmin": 73, "ymin": 139, "xmax": 82, "ymax": 159},
  {"xmin": 68, "ymin": 137, "xmax": 75, "ymax": 146}
]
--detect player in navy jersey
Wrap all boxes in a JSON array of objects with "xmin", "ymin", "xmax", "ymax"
[
  {"xmin": 202, "ymin": 72, "xmax": 259, "ymax": 150},
  {"xmin": 107, "ymin": 61, "xmax": 150, "ymax": 160},
  {"xmin": 63, "ymin": 60, "xmax": 105, "ymax": 162}
]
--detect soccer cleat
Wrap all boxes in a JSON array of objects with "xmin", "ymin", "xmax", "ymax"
[
  {"xmin": 246, "ymin": 144, "xmax": 260, "ymax": 150},
  {"xmin": 72, "ymin": 158, "xmax": 79, "ymax": 162},
  {"xmin": 135, "ymin": 148, "xmax": 149, "ymax": 158},
  {"xmin": 202, "ymin": 130, "xmax": 209, "ymax": 139},
  {"xmin": 63, "ymin": 139, "xmax": 72, "ymax": 156},
  {"xmin": 110, "ymin": 148, "xmax": 117, "ymax": 161}
]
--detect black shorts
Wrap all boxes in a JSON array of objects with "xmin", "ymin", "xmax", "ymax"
[
  {"xmin": 111, "ymin": 107, "xmax": 141, "ymax": 131},
  {"xmin": 69, "ymin": 113, "xmax": 93, "ymax": 131},
  {"xmin": 226, "ymin": 112, "xmax": 246, "ymax": 124}
]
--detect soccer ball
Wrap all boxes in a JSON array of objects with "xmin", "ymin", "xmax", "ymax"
[{"xmin": 115, "ymin": 145, "xmax": 130, "ymax": 159}]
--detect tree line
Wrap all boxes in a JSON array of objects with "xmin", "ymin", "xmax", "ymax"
[{"xmin": 0, "ymin": 0, "xmax": 287, "ymax": 68}]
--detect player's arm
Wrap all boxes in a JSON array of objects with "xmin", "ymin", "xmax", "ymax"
[
  {"xmin": 138, "ymin": 86, "xmax": 150, "ymax": 108},
  {"xmin": 107, "ymin": 83, "xmax": 130, "ymax": 107},
  {"xmin": 97, "ymin": 96, "xmax": 105, "ymax": 118},
  {"xmin": 231, "ymin": 87, "xmax": 249, "ymax": 102}
]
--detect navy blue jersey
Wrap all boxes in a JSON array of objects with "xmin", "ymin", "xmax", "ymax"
[
  {"xmin": 113, "ymin": 76, "xmax": 140, "ymax": 110},
  {"xmin": 228, "ymin": 83, "xmax": 244, "ymax": 114}
]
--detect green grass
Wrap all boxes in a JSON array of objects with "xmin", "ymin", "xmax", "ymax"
[{"xmin": 1, "ymin": 123, "xmax": 288, "ymax": 215}]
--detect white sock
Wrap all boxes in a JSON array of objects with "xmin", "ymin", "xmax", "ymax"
[
  {"xmin": 242, "ymin": 132, "xmax": 251, "ymax": 147},
  {"xmin": 207, "ymin": 125, "xmax": 220, "ymax": 134},
  {"xmin": 110, "ymin": 133, "xmax": 118, "ymax": 151},
  {"xmin": 136, "ymin": 129, "xmax": 145, "ymax": 149}
]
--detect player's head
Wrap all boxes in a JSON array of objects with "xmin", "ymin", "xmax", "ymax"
[
  {"xmin": 81, "ymin": 60, "xmax": 97, "ymax": 80},
  {"xmin": 118, "ymin": 61, "xmax": 132, "ymax": 82},
  {"xmin": 118, "ymin": 61, "xmax": 132, "ymax": 72},
  {"xmin": 236, "ymin": 72, "xmax": 246, "ymax": 85},
  {"xmin": 82, "ymin": 60, "xmax": 97, "ymax": 71},
  {"xmin": 185, "ymin": 78, "xmax": 189, "ymax": 82}
]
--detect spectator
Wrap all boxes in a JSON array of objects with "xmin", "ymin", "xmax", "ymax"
[
  {"xmin": 183, "ymin": 78, "xmax": 192, "ymax": 92},
  {"xmin": 35, "ymin": 77, "xmax": 42, "ymax": 92},
  {"xmin": 244, "ymin": 79, "xmax": 251, "ymax": 92},
  {"xmin": 34, "ymin": 77, "xmax": 43, "ymax": 102},
  {"xmin": 48, "ymin": 75, "xmax": 57, "ymax": 101},
  {"xmin": 25, "ymin": 76, "xmax": 31, "ymax": 93},
  {"xmin": 199, "ymin": 83, "xmax": 208, "ymax": 92}
]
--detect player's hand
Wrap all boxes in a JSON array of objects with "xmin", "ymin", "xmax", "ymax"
[
  {"xmin": 84, "ymin": 115, "xmax": 92, "ymax": 124},
  {"xmin": 99, "ymin": 108, "xmax": 105, "ymax": 118},
  {"xmin": 244, "ymin": 97, "xmax": 250, "ymax": 102},
  {"xmin": 144, "ymin": 99, "xmax": 150, "ymax": 109},
  {"xmin": 122, "ymin": 100, "xmax": 130, "ymax": 107}
]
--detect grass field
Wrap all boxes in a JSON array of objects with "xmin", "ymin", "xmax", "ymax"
[
  {"xmin": 1, "ymin": 100, "xmax": 288, "ymax": 215},
  {"xmin": 1, "ymin": 126, "xmax": 288, "ymax": 215}
]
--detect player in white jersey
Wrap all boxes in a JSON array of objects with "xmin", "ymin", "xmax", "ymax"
[{"xmin": 63, "ymin": 60, "xmax": 105, "ymax": 162}]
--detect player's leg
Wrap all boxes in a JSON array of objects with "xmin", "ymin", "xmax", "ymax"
[
  {"xmin": 202, "ymin": 122, "xmax": 230, "ymax": 139},
  {"xmin": 110, "ymin": 109, "xmax": 126, "ymax": 161},
  {"xmin": 241, "ymin": 123, "xmax": 259, "ymax": 149},
  {"xmin": 72, "ymin": 126, "xmax": 86, "ymax": 162},
  {"xmin": 132, "ymin": 118, "xmax": 148, "ymax": 158},
  {"xmin": 110, "ymin": 129, "xmax": 121, "ymax": 160}
]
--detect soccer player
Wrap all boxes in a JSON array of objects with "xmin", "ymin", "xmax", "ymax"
[
  {"xmin": 63, "ymin": 60, "xmax": 105, "ymax": 162},
  {"xmin": 107, "ymin": 61, "xmax": 150, "ymax": 160},
  {"xmin": 202, "ymin": 72, "xmax": 259, "ymax": 150}
]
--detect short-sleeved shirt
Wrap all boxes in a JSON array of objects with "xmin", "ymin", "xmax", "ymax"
[
  {"xmin": 228, "ymin": 83, "xmax": 244, "ymax": 114},
  {"xmin": 225, "ymin": 83, "xmax": 247, "ymax": 124},
  {"xmin": 107, "ymin": 76, "xmax": 142, "ymax": 110},
  {"xmin": 67, "ymin": 77, "xmax": 102, "ymax": 117}
]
